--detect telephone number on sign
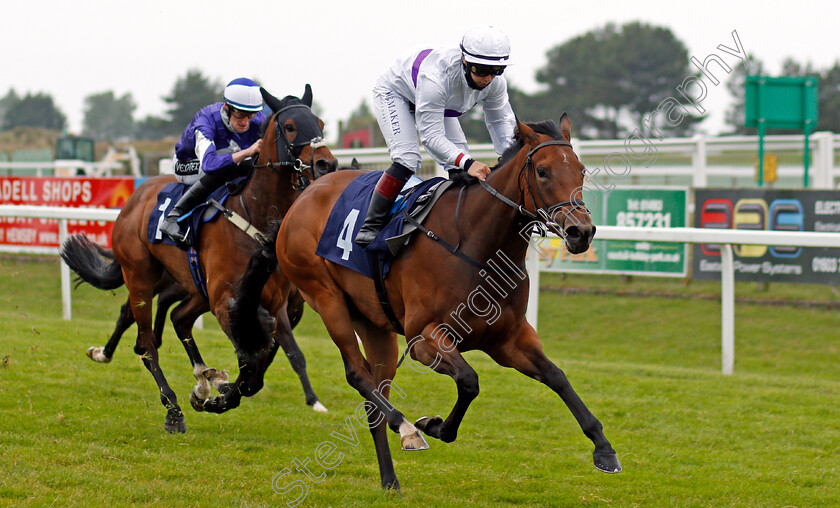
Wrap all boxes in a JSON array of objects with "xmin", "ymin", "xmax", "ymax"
[
  {"xmin": 812, "ymin": 257, "xmax": 840, "ymax": 273},
  {"xmin": 615, "ymin": 211, "xmax": 672, "ymax": 228}
]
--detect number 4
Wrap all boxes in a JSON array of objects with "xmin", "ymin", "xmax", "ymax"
[{"xmin": 337, "ymin": 208, "xmax": 361, "ymax": 260}]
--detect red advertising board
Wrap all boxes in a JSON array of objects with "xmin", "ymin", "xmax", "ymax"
[{"xmin": 0, "ymin": 177, "xmax": 135, "ymax": 248}]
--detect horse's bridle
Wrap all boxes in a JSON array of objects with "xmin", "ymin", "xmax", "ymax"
[
  {"xmin": 479, "ymin": 139, "xmax": 589, "ymax": 238},
  {"xmin": 253, "ymin": 106, "xmax": 327, "ymax": 191}
]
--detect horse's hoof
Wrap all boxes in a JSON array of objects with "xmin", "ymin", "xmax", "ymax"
[
  {"xmin": 593, "ymin": 451, "xmax": 622, "ymax": 473},
  {"xmin": 414, "ymin": 415, "xmax": 443, "ymax": 438},
  {"xmin": 164, "ymin": 414, "xmax": 186, "ymax": 434},
  {"xmin": 202, "ymin": 368, "xmax": 229, "ymax": 390},
  {"xmin": 189, "ymin": 391, "xmax": 206, "ymax": 412},
  {"xmin": 86, "ymin": 346, "xmax": 111, "ymax": 363},
  {"xmin": 400, "ymin": 430, "xmax": 429, "ymax": 451},
  {"xmin": 311, "ymin": 401, "xmax": 328, "ymax": 413},
  {"xmin": 382, "ymin": 479, "xmax": 401, "ymax": 493}
]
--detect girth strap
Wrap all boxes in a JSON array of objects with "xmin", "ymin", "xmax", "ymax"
[
  {"xmin": 371, "ymin": 255, "xmax": 405, "ymax": 336},
  {"xmin": 207, "ymin": 198, "xmax": 271, "ymax": 247}
]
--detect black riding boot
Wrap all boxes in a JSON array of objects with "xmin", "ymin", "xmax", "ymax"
[
  {"xmin": 354, "ymin": 162, "xmax": 413, "ymax": 247},
  {"xmin": 160, "ymin": 174, "xmax": 222, "ymax": 243}
]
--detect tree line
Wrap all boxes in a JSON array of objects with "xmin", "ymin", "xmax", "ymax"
[{"xmin": 2, "ymin": 22, "xmax": 839, "ymax": 143}]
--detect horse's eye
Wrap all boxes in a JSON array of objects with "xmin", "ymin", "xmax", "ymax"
[
  {"xmin": 285, "ymin": 124, "xmax": 296, "ymax": 133},
  {"xmin": 537, "ymin": 167, "xmax": 547, "ymax": 178}
]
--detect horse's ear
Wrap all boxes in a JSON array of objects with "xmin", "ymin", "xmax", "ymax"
[
  {"xmin": 260, "ymin": 87, "xmax": 283, "ymax": 113},
  {"xmin": 559, "ymin": 113, "xmax": 571, "ymax": 142},
  {"xmin": 515, "ymin": 119, "xmax": 538, "ymax": 146},
  {"xmin": 302, "ymin": 84, "xmax": 313, "ymax": 108},
  {"xmin": 350, "ymin": 157, "xmax": 360, "ymax": 169}
]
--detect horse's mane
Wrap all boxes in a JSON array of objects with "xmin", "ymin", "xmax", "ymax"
[{"xmin": 496, "ymin": 120, "xmax": 562, "ymax": 169}]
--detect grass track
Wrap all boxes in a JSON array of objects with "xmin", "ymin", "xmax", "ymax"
[{"xmin": 1, "ymin": 258, "xmax": 839, "ymax": 507}]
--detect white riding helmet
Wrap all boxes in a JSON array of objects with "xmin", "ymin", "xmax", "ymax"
[
  {"xmin": 460, "ymin": 25, "xmax": 511, "ymax": 66},
  {"xmin": 223, "ymin": 78, "xmax": 263, "ymax": 112}
]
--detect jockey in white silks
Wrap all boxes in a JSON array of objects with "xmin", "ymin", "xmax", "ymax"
[{"xmin": 355, "ymin": 25, "xmax": 517, "ymax": 247}]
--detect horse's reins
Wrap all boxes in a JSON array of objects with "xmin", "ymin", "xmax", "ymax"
[{"xmin": 480, "ymin": 139, "xmax": 589, "ymax": 239}]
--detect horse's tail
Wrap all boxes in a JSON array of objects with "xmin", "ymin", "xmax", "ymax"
[{"xmin": 59, "ymin": 234, "xmax": 125, "ymax": 290}]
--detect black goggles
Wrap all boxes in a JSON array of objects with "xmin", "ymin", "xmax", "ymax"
[{"xmin": 469, "ymin": 63, "xmax": 505, "ymax": 77}]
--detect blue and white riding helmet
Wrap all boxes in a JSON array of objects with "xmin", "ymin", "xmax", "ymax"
[
  {"xmin": 223, "ymin": 78, "xmax": 264, "ymax": 112},
  {"xmin": 460, "ymin": 25, "xmax": 512, "ymax": 66}
]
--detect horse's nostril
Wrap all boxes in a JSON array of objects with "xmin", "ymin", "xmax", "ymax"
[
  {"xmin": 316, "ymin": 159, "xmax": 338, "ymax": 175},
  {"xmin": 565, "ymin": 226, "xmax": 582, "ymax": 241}
]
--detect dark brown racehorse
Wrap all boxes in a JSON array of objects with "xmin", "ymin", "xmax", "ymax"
[
  {"xmin": 61, "ymin": 86, "xmax": 337, "ymax": 433},
  {"xmin": 271, "ymin": 115, "xmax": 620, "ymax": 490}
]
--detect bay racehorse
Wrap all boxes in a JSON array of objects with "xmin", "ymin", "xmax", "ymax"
[
  {"xmin": 270, "ymin": 115, "xmax": 620, "ymax": 490},
  {"xmin": 60, "ymin": 86, "xmax": 337, "ymax": 433},
  {"xmin": 81, "ymin": 163, "xmax": 364, "ymax": 364}
]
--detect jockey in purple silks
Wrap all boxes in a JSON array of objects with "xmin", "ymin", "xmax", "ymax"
[{"xmin": 160, "ymin": 77, "xmax": 266, "ymax": 243}]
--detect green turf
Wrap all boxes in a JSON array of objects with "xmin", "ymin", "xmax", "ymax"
[{"xmin": 1, "ymin": 257, "xmax": 838, "ymax": 507}]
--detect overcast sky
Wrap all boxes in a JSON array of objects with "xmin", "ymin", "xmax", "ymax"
[{"xmin": 3, "ymin": 0, "xmax": 837, "ymax": 143}]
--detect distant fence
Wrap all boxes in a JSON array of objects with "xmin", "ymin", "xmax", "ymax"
[{"xmin": 333, "ymin": 132, "xmax": 840, "ymax": 189}]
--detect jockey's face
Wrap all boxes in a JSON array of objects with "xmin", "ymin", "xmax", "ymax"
[
  {"xmin": 462, "ymin": 58, "xmax": 497, "ymax": 90},
  {"xmin": 226, "ymin": 105, "xmax": 257, "ymax": 133}
]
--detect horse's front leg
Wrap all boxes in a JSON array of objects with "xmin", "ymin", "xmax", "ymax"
[
  {"xmin": 198, "ymin": 293, "xmax": 276, "ymax": 414},
  {"xmin": 273, "ymin": 302, "xmax": 328, "ymax": 412},
  {"xmin": 409, "ymin": 323, "xmax": 479, "ymax": 444},
  {"xmin": 487, "ymin": 322, "xmax": 621, "ymax": 474}
]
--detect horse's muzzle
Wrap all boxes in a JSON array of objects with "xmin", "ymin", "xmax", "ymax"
[{"xmin": 564, "ymin": 224, "xmax": 596, "ymax": 254}]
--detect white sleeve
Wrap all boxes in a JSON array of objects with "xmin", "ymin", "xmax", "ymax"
[
  {"xmin": 414, "ymin": 75, "xmax": 470, "ymax": 167},
  {"xmin": 482, "ymin": 79, "xmax": 517, "ymax": 155},
  {"xmin": 195, "ymin": 129, "xmax": 214, "ymax": 165}
]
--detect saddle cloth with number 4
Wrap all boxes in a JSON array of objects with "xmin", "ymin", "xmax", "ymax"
[{"xmin": 315, "ymin": 171, "xmax": 450, "ymax": 279}]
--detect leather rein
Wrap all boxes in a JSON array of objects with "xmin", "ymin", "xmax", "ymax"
[{"xmin": 479, "ymin": 139, "xmax": 589, "ymax": 239}]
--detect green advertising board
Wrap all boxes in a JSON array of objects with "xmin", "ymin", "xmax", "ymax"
[
  {"xmin": 538, "ymin": 187, "xmax": 688, "ymax": 276},
  {"xmin": 744, "ymin": 76, "xmax": 819, "ymax": 186}
]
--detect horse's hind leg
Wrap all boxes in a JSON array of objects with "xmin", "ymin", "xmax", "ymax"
[
  {"xmin": 125, "ymin": 268, "xmax": 187, "ymax": 433},
  {"xmin": 406, "ymin": 322, "xmax": 480, "ymax": 444},
  {"xmin": 152, "ymin": 280, "xmax": 187, "ymax": 349},
  {"xmin": 487, "ymin": 324, "xmax": 621, "ymax": 474},
  {"xmin": 87, "ymin": 297, "xmax": 135, "ymax": 363}
]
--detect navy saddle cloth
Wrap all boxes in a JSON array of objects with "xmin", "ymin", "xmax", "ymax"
[
  {"xmin": 147, "ymin": 182, "xmax": 232, "ymax": 249},
  {"xmin": 315, "ymin": 171, "xmax": 447, "ymax": 279}
]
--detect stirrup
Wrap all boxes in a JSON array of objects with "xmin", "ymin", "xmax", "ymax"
[{"xmin": 161, "ymin": 218, "xmax": 188, "ymax": 243}]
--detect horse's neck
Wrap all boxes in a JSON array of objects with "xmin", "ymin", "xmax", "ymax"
[
  {"xmin": 457, "ymin": 166, "xmax": 531, "ymax": 266},
  {"xmin": 235, "ymin": 165, "xmax": 296, "ymax": 233}
]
